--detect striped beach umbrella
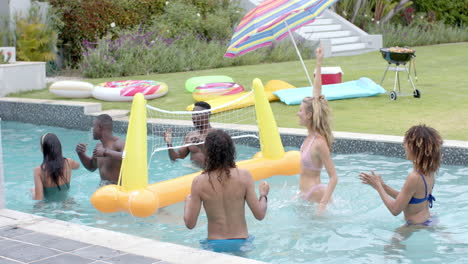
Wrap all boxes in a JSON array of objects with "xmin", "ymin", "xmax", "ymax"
[{"xmin": 225, "ymin": 0, "xmax": 338, "ymax": 85}]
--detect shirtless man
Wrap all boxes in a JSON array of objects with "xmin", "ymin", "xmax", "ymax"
[
  {"xmin": 76, "ymin": 114, "xmax": 125, "ymax": 185},
  {"xmin": 184, "ymin": 129, "xmax": 269, "ymax": 252},
  {"xmin": 164, "ymin": 101, "xmax": 213, "ymax": 168}
]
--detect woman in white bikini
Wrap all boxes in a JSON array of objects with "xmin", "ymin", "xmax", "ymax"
[{"xmin": 297, "ymin": 47, "xmax": 338, "ymax": 214}]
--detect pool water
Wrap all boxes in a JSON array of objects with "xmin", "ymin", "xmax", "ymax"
[{"xmin": 2, "ymin": 121, "xmax": 468, "ymax": 263}]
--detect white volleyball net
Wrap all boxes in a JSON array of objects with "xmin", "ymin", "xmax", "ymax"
[{"xmin": 145, "ymin": 91, "xmax": 260, "ymax": 158}]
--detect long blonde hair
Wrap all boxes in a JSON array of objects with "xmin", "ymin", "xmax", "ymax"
[{"xmin": 302, "ymin": 96, "xmax": 333, "ymax": 150}]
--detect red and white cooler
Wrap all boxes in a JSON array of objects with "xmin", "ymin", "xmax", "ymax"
[{"xmin": 314, "ymin": 67, "xmax": 343, "ymax": 85}]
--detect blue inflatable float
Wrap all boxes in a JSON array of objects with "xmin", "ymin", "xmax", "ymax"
[{"xmin": 273, "ymin": 77, "xmax": 386, "ymax": 105}]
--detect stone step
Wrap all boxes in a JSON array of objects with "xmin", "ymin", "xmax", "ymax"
[
  {"xmin": 306, "ymin": 30, "xmax": 352, "ymax": 39},
  {"xmin": 303, "ymin": 24, "xmax": 342, "ymax": 32},
  {"xmin": 303, "ymin": 18, "xmax": 334, "ymax": 25},
  {"xmin": 89, "ymin": 109, "xmax": 129, "ymax": 119},
  {"xmin": 332, "ymin": 47, "xmax": 379, "ymax": 57},
  {"xmin": 330, "ymin": 36, "xmax": 361, "ymax": 45},
  {"xmin": 331, "ymin": 42, "xmax": 366, "ymax": 53}
]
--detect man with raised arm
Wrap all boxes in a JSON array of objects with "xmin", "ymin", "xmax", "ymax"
[
  {"xmin": 76, "ymin": 114, "xmax": 125, "ymax": 185},
  {"xmin": 164, "ymin": 101, "xmax": 214, "ymax": 168},
  {"xmin": 184, "ymin": 129, "xmax": 269, "ymax": 253}
]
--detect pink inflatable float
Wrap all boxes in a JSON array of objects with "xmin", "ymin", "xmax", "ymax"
[
  {"xmin": 93, "ymin": 80, "xmax": 168, "ymax": 101},
  {"xmin": 192, "ymin": 82, "xmax": 244, "ymax": 101}
]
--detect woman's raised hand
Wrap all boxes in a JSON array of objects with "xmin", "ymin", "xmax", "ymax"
[{"xmin": 359, "ymin": 170, "xmax": 383, "ymax": 190}]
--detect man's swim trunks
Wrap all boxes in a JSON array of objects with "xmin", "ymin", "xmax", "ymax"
[{"xmin": 200, "ymin": 235, "xmax": 254, "ymax": 253}]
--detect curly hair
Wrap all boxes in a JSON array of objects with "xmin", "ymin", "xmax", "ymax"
[
  {"xmin": 40, "ymin": 133, "xmax": 67, "ymax": 190},
  {"xmin": 203, "ymin": 129, "xmax": 236, "ymax": 190},
  {"xmin": 404, "ymin": 124, "xmax": 443, "ymax": 175},
  {"xmin": 302, "ymin": 96, "xmax": 334, "ymax": 150}
]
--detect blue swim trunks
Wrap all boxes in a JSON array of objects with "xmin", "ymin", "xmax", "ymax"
[{"xmin": 200, "ymin": 235, "xmax": 254, "ymax": 253}]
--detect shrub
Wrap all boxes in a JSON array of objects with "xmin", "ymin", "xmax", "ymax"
[
  {"xmin": 80, "ymin": 28, "xmax": 313, "ymax": 78},
  {"xmin": 49, "ymin": 0, "xmax": 166, "ymax": 66},
  {"xmin": 368, "ymin": 21, "xmax": 468, "ymax": 47},
  {"xmin": 14, "ymin": 3, "xmax": 57, "ymax": 62},
  {"xmin": 412, "ymin": 0, "xmax": 468, "ymax": 26},
  {"xmin": 0, "ymin": 16, "xmax": 15, "ymax": 47},
  {"xmin": 49, "ymin": 0, "xmax": 242, "ymax": 66},
  {"xmin": 15, "ymin": 19, "xmax": 57, "ymax": 61}
]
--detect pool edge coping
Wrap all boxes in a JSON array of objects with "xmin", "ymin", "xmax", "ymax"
[
  {"xmin": 0, "ymin": 208, "xmax": 267, "ymax": 264},
  {"xmin": 1, "ymin": 97, "xmax": 467, "ymax": 147}
]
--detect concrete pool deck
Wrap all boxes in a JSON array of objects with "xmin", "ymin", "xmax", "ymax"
[
  {"xmin": 0, "ymin": 209, "xmax": 266, "ymax": 264},
  {"xmin": 0, "ymin": 97, "xmax": 467, "ymax": 263}
]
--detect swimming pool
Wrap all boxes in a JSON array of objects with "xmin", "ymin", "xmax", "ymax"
[{"xmin": 2, "ymin": 121, "xmax": 468, "ymax": 263}]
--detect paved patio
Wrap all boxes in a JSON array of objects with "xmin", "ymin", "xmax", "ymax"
[
  {"xmin": 0, "ymin": 209, "xmax": 266, "ymax": 264},
  {"xmin": 0, "ymin": 225, "xmax": 168, "ymax": 264}
]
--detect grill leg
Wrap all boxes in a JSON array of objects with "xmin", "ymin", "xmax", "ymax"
[
  {"xmin": 397, "ymin": 67, "xmax": 401, "ymax": 93},
  {"xmin": 404, "ymin": 65, "xmax": 417, "ymax": 91},
  {"xmin": 393, "ymin": 65, "xmax": 400, "ymax": 92},
  {"xmin": 407, "ymin": 61, "xmax": 412, "ymax": 81},
  {"xmin": 380, "ymin": 63, "xmax": 391, "ymax": 85}
]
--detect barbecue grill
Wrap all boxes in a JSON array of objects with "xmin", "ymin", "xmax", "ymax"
[{"xmin": 379, "ymin": 47, "xmax": 419, "ymax": 100}]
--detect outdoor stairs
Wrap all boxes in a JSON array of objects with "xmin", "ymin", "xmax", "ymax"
[{"xmin": 238, "ymin": 1, "xmax": 382, "ymax": 57}]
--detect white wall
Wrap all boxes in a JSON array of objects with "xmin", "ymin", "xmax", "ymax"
[
  {"xmin": 0, "ymin": 0, "xmax": 10, "ymax": 20},
  {"xmin": 0, "ymin": 62, "xmax": 46, "ymax": 97},
  {"xmin": 9, "ymin": 0, "xmax": 31, "ymax": 19}
]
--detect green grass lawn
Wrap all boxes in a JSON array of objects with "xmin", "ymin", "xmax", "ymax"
[{"xmin": 8, "ymin": 43, "xmax": 468, "ymax": 140}]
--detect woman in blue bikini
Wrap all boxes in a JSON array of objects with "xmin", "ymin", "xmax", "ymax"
[
  {"xmin": 297, "ymin": 47, "xmax": 338, "ymax": 215},
  {"xmin": 359, "ymin": 124, "xmax": 443, "ymax": 226}
]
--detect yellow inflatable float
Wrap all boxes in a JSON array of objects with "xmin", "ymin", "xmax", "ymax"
[
  {"xmin": 186, "ymin": 79, "xmax": 295, "ymax": 114},
  {"xmin": 91, "ymin": 79, "xmax": 300, "ymax": 217}
]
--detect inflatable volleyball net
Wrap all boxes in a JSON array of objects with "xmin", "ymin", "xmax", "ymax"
[{"xmin": 145, "ymin": 91, "xmax": 260, "ymax": 157}]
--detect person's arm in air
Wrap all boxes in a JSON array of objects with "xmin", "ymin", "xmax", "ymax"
[
  {"xmin": 317, "ymin": 140, "xmax": 338, "ymax": 214},
  {"xmin": 76, "ymin": 143, "xmax": 97, "ymax": 171},
  {"xmin": 93, "ymin": 139, "xmax": 125, "ymax": 161},
  {"xmin": 244, "ymin": 170, "xmax": 269, "ymax": 220},
  {"xmin": 184, "ymin": 175, "xmax": 202, "ymax": 229},
  {"xmin": 313, "ymin": 47, "xmax": 324, "ymax": 98},
  {"xmin": 32, "ymin": 167, "xmax": 44, "ymax": 200},
  {"xmin": 359, "ymin": 171, "xmax": 417, "ymax": 216},
  {"xmin": 164, "ymin": 129, "xmax": 190, "ymax": 161}
]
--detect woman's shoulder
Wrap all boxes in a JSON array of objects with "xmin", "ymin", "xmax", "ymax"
[
  {"xmin": 312, "ymin": 134, "xmax": 329, "ymax": 149},
  {"xmin": 33, "ymin": 165, "xmax": 42, "ymax": 174},
  {"xmin": 236, "ymin": 168, "xmax": 253, "ymax": 180},
  {"xmin": 314, "ymin": 133, "xmax": 326, "ymax": 141},
  {"xmin": 405, "ymin": 171, "xmax": 422, "ymax": 184}
]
